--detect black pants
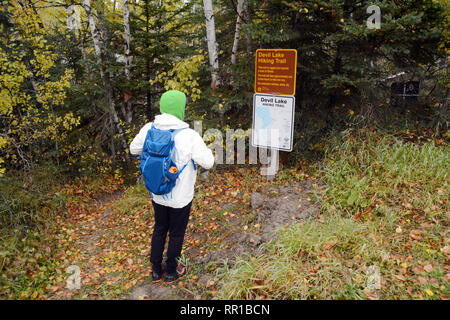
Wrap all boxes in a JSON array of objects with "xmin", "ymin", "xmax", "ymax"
[{"xmin": 150, "ymin": 200, "xmax": 192, "ymax": 274}]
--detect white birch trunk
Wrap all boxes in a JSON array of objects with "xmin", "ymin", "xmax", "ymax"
[
  {"xmin": 123, "ymin": 0, "xmax": 133, "ymax": 123},
  {"xmin": 244, "ymin": 0, "xmax": 252, "ymax": 55},
  {"xmin": 82, "ymin": 0, "xmax": 130, "ymax": 161},
  {"xmin": 66, "ymin": 5, "xmax": 77, "ymax": 32},
  {"xmin": 123, "ymin": 0, "xmax": 131, "ymax": 81},
  {"xmin": 67, "ymin": 5, "xmax": 90, "ymax": 77},
  {"xmin": 79, "ymin": 26, "xmax": 91, "ymax": 78},
  {"xmin": 231, "ymin": 0, "xmax": 244, "ymax": 65},
  {"xmin": 202, "ymin": 0, "xmax": 220, "ymax": 87},
  {"xmin": 82, "ymin": 0, "xmax": 102, "ymax": 67}
]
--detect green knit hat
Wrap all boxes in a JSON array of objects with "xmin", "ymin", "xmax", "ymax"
[{"xmin": 159, "ymin": 90, "xmax": 186, "ymax": 121}]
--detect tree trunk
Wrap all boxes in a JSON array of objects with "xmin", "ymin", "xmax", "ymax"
[
  {"xmin": 144, "ymin": 0, "xmax": 152, "ymax": 122},
  {"xmin": 82, "ymin": 0, "xmax": 130, "ymax": 162},
  {"xmin": 66, "ymin": 5, "xmax": 77, "ymax": 33},
  {"xmin": 244, "ymin": 0, "xmax": 253, "ymax": 56},
  {"xmin": 123, "ymin": 0, "xmax": 133, "ymax": 123},
  {"xmin": 202, "ymin": 0, "xmax": 220, "ymax": 87},
  {"xmin": 67, "ymin": 5, "xmax": 90, "ymax": 80},
  {"xmin": 82, "ymin": 0, "xmax": 102, "ymax": 65},
  {"xmin": 231, "ymin": 0, "xmax": 244, "ymax": 65},
  {"xmin": 79, "ymin": 25, "xmax": 90, "ymax": 79}
]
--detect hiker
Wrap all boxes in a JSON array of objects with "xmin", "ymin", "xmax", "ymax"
[{"xmin": 130, "ymin": 90, "xmax": 214, "ymax": 284}]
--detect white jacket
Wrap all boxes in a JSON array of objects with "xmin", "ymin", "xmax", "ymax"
[{"xmin": 130, "ymin": 113, "xmax": 214, "ymax": 208}]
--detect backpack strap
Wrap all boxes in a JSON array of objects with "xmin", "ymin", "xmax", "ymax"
[
  {"xmin": 169, "ymin": 128, "xmax": 197, "ymax": 173},
  {"xmin": 171, "ymin": 128, "xmax": 197, "ymax": 171},
  {"xmin": 171, "ymin": 128, "xmax": 188, "ymax": 168},
  {"xmin": 171, "ymin": 127, "xmax": 186, "ymax": 138},
  {"xmin": 179, "ymin": 161, "xmax": 189, "ymax": 174}
]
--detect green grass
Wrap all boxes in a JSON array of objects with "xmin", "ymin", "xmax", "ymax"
[
  {"xmin": 319, "ymin": 129, "xmax": 449, "ymax": 221},
  {"xmin": 0, "ymin": 167, "xmax": 67, "ymax": 299},
  {"xmin": 216, "ymin": 215, "xmax": 375, "ymax": 299},
  {"xmin": 216, "ymin": 130, "xmax": 449, "ymax": 300},
  {"xmin": 2, "ymin": 130, "xmax": 447, "ymax": 300},
  {"xmin": 109, "ymin": 184, "xmax": 150, "ymax": 215},
  {"xmin": 0, "ymin": 169, "xmax": 125, "ymax": 299}
]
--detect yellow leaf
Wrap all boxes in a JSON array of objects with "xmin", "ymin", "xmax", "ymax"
[{"xmin": 425, "ymin": 289, "xmax": 434, "ymax": 297}]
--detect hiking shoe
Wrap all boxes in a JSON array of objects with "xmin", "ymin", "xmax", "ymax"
[
  {"xmin": 151, "ymin": 268, "xmax": 165, "ymax": 283},
  {"xmin": 164, "ymin": 264, "xmax": 187, "ymax": 284}
]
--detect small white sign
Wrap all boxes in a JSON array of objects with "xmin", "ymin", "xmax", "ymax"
[{"xmin": 252, "ymin": 94, "xmax": 295, "ymax": 152}]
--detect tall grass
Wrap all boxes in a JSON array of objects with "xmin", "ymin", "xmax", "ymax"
[
  {"xmin": 320, "ymin": 129, "xmax": 449, "ymax": 221},
  {"xmin": 217, "ymin": 215, "xmax": 374, "ymax": 299},
  {"xmin": 217, "ymin": 130, "xmax": 449, "ymax": 300},
  {"xmin": 0, "ymin": 167, "xmax": 67, "ymax": 299},
  {"xmin": 0, "ymin": 167, "xmax": 125, "ymax": 299}
]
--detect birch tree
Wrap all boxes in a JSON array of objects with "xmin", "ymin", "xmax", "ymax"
[
  {"xmin": 82, "ymin": 0, "xmax": 130, "ymax": 162},
  {"xmin": 66, "ymin": 4, "xmax": 90, "ymax": 77},
  {"xmin": 66, "ymin": 5, "xmax": 78, "ymax": 32},
  {"xmin": 231, "ymin": 0, "xmax": 244, "ymax": 65},
  {"xmin": 244, "ymin": 0, "xmax": 252, "ymax": 56},
  {"xmin": 202, "ymin": 0, "xmax": 220, "ymax": 87},
  {"xmin": 122, "ymin": 0, "xmax": 133, "ymax": 123}
]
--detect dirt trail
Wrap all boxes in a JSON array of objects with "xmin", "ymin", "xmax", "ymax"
[
  {"xmin": 47, "ymin": 174, "xmax": 322, "ymax": 300},
  {"xmin": 129, "ymin": 180, "xmax": 322, "ymax": 300},
  {"xmin": 47, "ymin": 190, "xmax": 150, "ymax": 300}
]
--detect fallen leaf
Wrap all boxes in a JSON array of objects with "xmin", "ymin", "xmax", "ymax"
[
  {"xmin": 412, "ymin": 266, "xmax": 423, "ymax": 274},
  {"xmin": 394, "ymin": 275, "xmax": 406, "ymax": 282},
  {"xmin": 424, "ymin": 289, "xmax": 434, "ymax": 297},
  {"xmin": 417, "ymin": 276, "xmax": 428, "ymax": 284},
  {"xmin": 409, "ymin": 230, "xmax": 423, "ymax": 240},
  {"xmin": 423, "ymin": 264, "xmax": 433, "ymax": 273}
]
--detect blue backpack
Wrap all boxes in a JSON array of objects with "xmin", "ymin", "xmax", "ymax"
[{"xmin": 138, "ymin": 124, "xmax": 196, "ymax": 199}]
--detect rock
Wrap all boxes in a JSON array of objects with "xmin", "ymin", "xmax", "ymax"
[
  {"xmin": 227, "ymin": 216, "xmax": 241, "ymax": 227},
  {"xmin": 199, "ymin": 169, "xmax": 210, "ymax": 181},
  {"xmin": 251, "ymin": 192, "xmax": 265, "ymax": 209},
  {"xmin": 248, "ymin": 234, "xmax": 262, "ymax": 246},
  {"xmin": 131, "ymin": 283, "xmax": 177, "ymax": 300},
  {"xmin": 198, "ymin": 274, "xmax": 213, "ymax": 287},
  {"xmin": 262, "ymin": 185, "xmax": 279, "ymax": 193},
  {"xmin": 198, "ymin": 252, "xmax": 212, "ymax": 265},
  {"xmin": 222, "ymin": 202, "xmax": 234, "ymax": 210},
  {"xmin": 256, "ymin": 209, "xmax": 269, "ymax": 224},
  {"xmin": 197, "ymin": 250, "xmax": 225, "ymax": 265}
]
